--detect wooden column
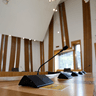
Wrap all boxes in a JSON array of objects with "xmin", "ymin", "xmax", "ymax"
[
  {"xmin": 59, "ymin": 2, "xmax": 69, "ymax": 48},
  {"xmin": 40, "ymin": 42, "xmax": 45, "ymax": 72},
  {"xmin": 16, "ymin": 38, "xmax": 21, "ymax": 68},
  {"xmin": 0, "ymin": 35, "xmax": 4, "ymax": 71},
  {"xmin": 9, "ymin": 37, "xmax": 16, "ymax": 71},
  {"xmin": 29, "ymin": 40, "xmax": 33, "ymax": 72},
  {"xmin": 2, "ymin": 35, "xmax": 8, "ymax": 71},
  {"xmin": 24, "ymin": 39, "xmax": 29, "ymax": 72},
  {"xmin": 48, "ymin": 17, "xmax": 54, "ymax": 72},
  {"xmin": 83, "ymin": 0, "xmax": 92, "ymax": 72}
]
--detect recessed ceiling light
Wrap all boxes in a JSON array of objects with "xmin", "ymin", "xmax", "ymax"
[
  {"xmin": 9, "ymin": 35, "xmax": 11, "ymax": 37},
  {"xmin": 55, "ymin": 10, "xmax": 57, "ymax": 12},
  {"xmin": 57, "ymin": 31, "xmax": 59, "ymax": 33},
  {"xmin": 49, "ymin": 0, "xmax": 51, "ymax": 2},
  {"xmin": 53, "ymin": 9, "xmax": 55, "ymax": 11},
  {"xmin": 34, "ymin": 40, "xmax": 36, "ymax": 41}
]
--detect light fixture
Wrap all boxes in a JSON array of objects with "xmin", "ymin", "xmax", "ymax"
[
  {"xmin": 84, "ymin": 0, "xmax": 89, "ymax": 3},
  {"xmin": 3, "ymin": 0, "xmax": 10, "ymax": 5},
  {"xmin": 29, "ymin": 39, "xmax": 31, "ymax": 40},
  {"xmin": 23, "ymin": 37, "xmax": 24, "ymax": 39},
  {"xmin": 34, "ymin": 40, "xmax": 36, "ymax": 41},
  {"xmin": 57, "ymin": 31, "xmax": 59, "ymax": 33},
  {"xmin": 53, "ymin": 9, "xmax": 58, "ymax": 12},
  {"xmin": 49, "ymin": 0, "xmax": 55, "ymax": 3},
  {"xmin": 9, "ymin": 35, "xmax": 11, "ymax": 37}
]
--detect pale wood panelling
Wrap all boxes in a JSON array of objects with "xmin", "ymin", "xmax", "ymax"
[
  {"xmin": 9, "ymin": 37, "xmax": 16, "ymax": 71},
  {"xmin": 48, "ymin": 17, "xmax": 54, "ymax": 72},
  {"xmin": 24, "ymin": 39, "xmax": 29, "ymax": 72},
  {"xmin": 40, "ymin": 42, "xmax": 45, "ymax": 72},
  {"xmin": 16, "ymin": 38, "xmax": 21, "ymax": 68},
  {"xmin": 0, "ymin": 35, "xmax": 4, "ymax": 71},
  {"xmin": 29, "ymin": 40, "xmax": 33, "ymax": 72},
  {"xmin": 2, "ymin": 35, "xmax": 8, "ymax": 71},
  {"xmin": 83, "ymin": 0, "xmax": 92, "ymax": 72}
]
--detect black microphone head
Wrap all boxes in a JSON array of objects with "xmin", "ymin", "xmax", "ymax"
[
  {"xmin": 63, "ymin": 46, "xmax": 68, "ymax": 50},
  {"xmin": 60, "ymin": 46, "xmax": 68, "ymax": 52}
]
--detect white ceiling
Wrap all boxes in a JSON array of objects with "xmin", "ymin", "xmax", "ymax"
[{"xmin": 0, "ymin": 0, "xmax": 61, "ymax": 41}]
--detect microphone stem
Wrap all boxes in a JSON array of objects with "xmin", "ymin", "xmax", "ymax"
[{"xmin": 37, "ymin": 51, "xmax": 61, "ymax": 75}]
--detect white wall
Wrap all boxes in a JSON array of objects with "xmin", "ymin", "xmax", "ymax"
[
  {"xmin": 0, "ymin": 0, "xmax": 60, "ymax": 41},
  {"xmin": 90, "ymin": 0, "xmax": 96, "ymax": 72},
  {"xmin": 54, "ymin": 6, "xmax": 62, "ymax": 50},
  {"xmin": 64, "ymin": 0, "xmax": 84, "ymax": 69},
  {"xmin": 44, "ymin": 29, "xmax": 49, "ymax": 72}
]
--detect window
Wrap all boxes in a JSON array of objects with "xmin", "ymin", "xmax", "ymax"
[
  {"xmin": 75, "ymin": 44, "xmax": 81, "ymax": 69},
  {"xmin": 59, "ymin": 51, "xmax": 74, "ymax": 69}
]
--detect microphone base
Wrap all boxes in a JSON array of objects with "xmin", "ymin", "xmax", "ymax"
[
  {"xmin": 19, "ymin": 75, "xmax": 53, "ymax": 88},
  {"xmin": 82, "ymin": 71, "xmax": 86, "ymax": 74}
]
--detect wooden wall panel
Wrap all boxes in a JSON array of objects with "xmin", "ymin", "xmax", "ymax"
[
  {"xmin": 59, "ymin": 2, "xmax": 69, "ymax": 48},
  {"xmin": 2, "ymin": 35, "xmax": 8, "ymax": 71},
  {"xmin": 83, "ymin": 0, "xmax": 92, "ymax": 72},
  {"xmin": 24, "ymin": 39, "xmax": 29, "ymax": 72},
  {"xmin": 48, "ymin": 17, "xmax": 53, "ymax": 72},
  {"xmin": 9, "ymin": 37, "xmax": 16, "ymax": 71},
  {"xmin": 29, "ymin": 40, "xmax": 33, "ymax": 72},
  {"xmin": 95, "ymin": 43, "xmax": 96, "ymax": 63},
  {"xmin": 59, "ymin": 4, "xmax": 64, "ymax": 48},
  {"xmin": 16, "ymin": 38, "xmax": 21, "ymax": 68},
  {"xmin": 62, "ymin": 2, "xmax": 69, "ymax": 47},
  {"xmin": 0, "ymin": 35, "xmax": 4, "ymax": 71},
  {"xmin": 40, "ymin": 42, "xmax": 45, "ymax": 72}
]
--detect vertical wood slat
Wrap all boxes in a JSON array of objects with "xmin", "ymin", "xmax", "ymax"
[
  {"xmin": 9, "ymin": 37, "xmax": 16, "ymax": 71},
  {"xmin": 16, "ymin": 38, "xmax": 21, "ymax": 68},
  {"xmin": 48, "ymin": 17, "xmax": 53, "ymax": 72},
  {"xmin": 2, "ymin": 35, "xmax": 8, "ymax": 71},
  {"xmin": 29, "ymin": 40, "xmax": 33, "ymax": 72},
  {"xmin": 0, "ymin": 35, "xmax": 4, "ymax": 71},
  {"xmin": 40, "ymin": 42, "xmax": 45, "ymax": 72},
  {"xmin": 62, "ymin": 2, "xmax": 70, "ymax": 47},
  {"xmin": 24, "ymin": 39, "xmax": 29, "ymax": 72},
  {"xmin": 59, "ymin": 4, "xmax": 64, "ymax": 48},
  {"xmin": 94, "ymin": 43, "xmax": 96, "ymax": 64},
  {"xmin": 83, "ymin": 0, "xmax": 92, "ymax": 72}
]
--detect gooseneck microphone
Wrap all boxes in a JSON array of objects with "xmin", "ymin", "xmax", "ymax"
[
  {"xmin": 19, "ymin": 45, "xmax": 68, "ymax": 88},
  {"xmin": 78, "ymin": 65, "xmax": 91, "ymax": 75},
  {"xmin": 37, "ymin": 45, "xmax": 68, "ymax": 75}
]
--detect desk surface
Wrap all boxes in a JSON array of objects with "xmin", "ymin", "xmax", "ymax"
[{"xmin": 0, "ymin": 73, "xmax": 95, "ymax": 96}]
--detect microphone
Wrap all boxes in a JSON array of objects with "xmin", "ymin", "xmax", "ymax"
[
  {"xmin": 82, "ymin": 65, "xmax": 90, "ymax": 74},
  {"xmin": 19, "ymin": 45, "xmax": 68, "ymax": 88},
  {"xmin": 79, "ymin": 65, "xmax": 90, "ymax": 75},
  {"xmin": 37, "ymin": 45, "xmax": 68, "ymax": 75}
]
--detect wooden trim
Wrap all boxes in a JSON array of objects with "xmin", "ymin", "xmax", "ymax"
[
  {"xmin": 24, "ymin": 39, "xmax": 29, "ymax": 72},
  {"xmin": 54, "ymin": 40, "xmax": 82, "ymax": 71},
  {"xmin": 94, "ymin": 43, "xmax": 96, "ymax": 64},
  {"xmin": 16, "ymin": 38, "xmax": 21, "ymax": 68},
  {"xmin": 71, "ymin": 40, "xmax": 83, "ymax": 70},
  {"xmin": 0, "ymin": 72, "xmax": 48, "ymax": 77},
  {"xmin": 2, "ymin": 35, "xmax": 8, "ymax": 71},
  {"xmin": 57, "ymin": 69, "xmax": 82, "ymax": 72},
  {"xmin": 59, "ymin": 4, "xmax": 64, "ymax": 48},
  {"xmin": 48, "ymin": 17, "xmax": 54, "ymax": 72},
  {"xmin": 83, "ymin": 0, "xmax": 92, "ymax": 72},
  {"xmin": 40, "ymin": 42, "xmax": 45, "ymax": 72},
  {"xmin": 29, "ymin": 40, "xmax": 33, "ymax": 72},
  {"xmin": 0, "ymin": 35, "xmax": 4, "ymax": 71},
  {"xmin": 9, "ymin": 37, "xmax": 16, "ymax": 71},
  {"xmin": 62, "ymin": 2, "xmax": 69, "ymax": 47}
]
